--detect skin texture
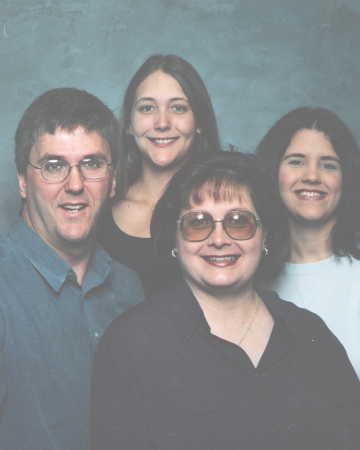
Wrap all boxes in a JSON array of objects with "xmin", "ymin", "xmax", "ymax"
[
  {"xmin": 175, "ymin": 193, "xmax": 266, "ymax": 299},
  {"xmin": 278, "ymin": 129, "xmax": 342, "ymax": 229},
  {"xmin": 130, "ymin": 70, "xmax": 200, "ymax": 171},
  {"xmin": 18, "ymin": 126, "xmax": 116, "ymax": 261}
]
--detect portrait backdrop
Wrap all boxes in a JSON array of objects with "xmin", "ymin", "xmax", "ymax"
[{"xmin": 1, "ymin": 0, "xmax": 360, "ymax": 231}]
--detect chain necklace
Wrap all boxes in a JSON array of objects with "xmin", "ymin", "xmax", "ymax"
[
  {"xmin": 237, "ymin": 294, "xmax": 259, "ymax": 346},
  {"xmin": 136, "ymin": 182, "xmax": 154, "ymax": 214},
  {"xmin": 287, "ymin": 263, "xmax": 331, "ymax": 308}
]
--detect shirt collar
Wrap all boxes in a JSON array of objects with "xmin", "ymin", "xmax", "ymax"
[
  {"xmin": 167, "ymin": 279, "xmax": 293, "ymax": 346},
  {"xmin": 166, "ymin": 278, "xmax": 208, "ymax": 342},
  {"xmin": 82, "ymin": 243, "xmax": 112, "ymax": 293},
  {"xmin": 8, "ymin": 213, "xmax": 112, "ymax": 293}
]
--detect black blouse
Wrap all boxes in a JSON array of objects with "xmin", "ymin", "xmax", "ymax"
[
  {"xmin": 91, "ymin": 280, "xmax": 360, "ymax": 450},
  {"xmin": 97, "ymin": 210, "xmax": 181, "ymax": 297}
]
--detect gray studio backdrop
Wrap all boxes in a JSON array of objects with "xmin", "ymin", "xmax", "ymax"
[{"xmin": 1, "ymin": 0, "xmax": 360, "ymax": 231}]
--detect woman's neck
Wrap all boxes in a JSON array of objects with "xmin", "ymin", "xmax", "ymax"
[
  {"xmin": 111, "ymin": 165, "xmax": 178, "ymax": 238},
  {"xmin": 134, "ymin": 166, "xmax": 176, "ymax": 207},
  {"xmin": 188, "ymin": 280, "xmax": 274, "ymax": 367},
  {"xmin": 188, "ymin": 278, "xmax": 256, "ymax": 316},
  {"xmin": 288, "ymin": 219, "xmax": 335, "ymax": 264}
]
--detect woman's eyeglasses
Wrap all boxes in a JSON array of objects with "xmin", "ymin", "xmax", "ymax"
[{"xmin": 177, "ymin": 210, "xmax": 260, "ymax": 242}]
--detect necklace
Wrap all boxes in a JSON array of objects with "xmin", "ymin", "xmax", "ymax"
[
  {"xmin": 287, "ymin": 263, "xmax": 331, "ymax": 308},
  {"xmin": 238, "ymin": 294, "xmax": 259, "ymax": 346},
  {"xmin": 136, "ymin": 182, "xmax": 154, "ymax": 214}
]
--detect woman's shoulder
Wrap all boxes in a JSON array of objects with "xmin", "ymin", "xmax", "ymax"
[
  {"xmin": 101, "ymin": 279, "xmax": 185, "ymax": 345},
  {"xmin": 257, "ymin": 287, "xmax": 343, "ymax": 341}
]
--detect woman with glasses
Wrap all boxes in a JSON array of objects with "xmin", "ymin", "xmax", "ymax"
[
  {"xmin": 98, "ymin": 54, "xmax": 221, "ymax": 296},
  {"xmin": 255, "ymin": 107, "xmax": 360, "ymax": 378},
  {"xmin": 91, "ymin": 151, "xmax": 359, "ymax": 450}
]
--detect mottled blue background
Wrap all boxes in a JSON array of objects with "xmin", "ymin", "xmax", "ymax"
[{"xmin": 1, "ymin": 0, "xmax": 360, "ymax": 230}]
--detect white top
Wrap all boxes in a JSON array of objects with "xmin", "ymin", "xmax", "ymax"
[{"xmin": 263, "ymin": 255, "xmax": 360, "ymax": 378}]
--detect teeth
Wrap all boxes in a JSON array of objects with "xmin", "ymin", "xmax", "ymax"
[
  {"xmin": 63, "ymin": 205, "xmax": 85, "ymax": 212},
  {"xmin": 298, "ymin": 191, "xmax": 323, "ymax": 197},
  {"xmin": 151, "ymin": 138, "xmax": 177, "ymax": 144},
  {"xmin": 204, "ymin": 256, "xmax": 238, "ymax": 261}
]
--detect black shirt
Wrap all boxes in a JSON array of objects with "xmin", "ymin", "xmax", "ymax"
[
  {"xmin": 92, "ymin": 279, "xmax": 360, "ymax": 450},
  {"xmin": 97, "ymin": 210, "xmax": 181, "ymax": 297}
]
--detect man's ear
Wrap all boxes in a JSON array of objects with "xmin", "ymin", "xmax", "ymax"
[
  {"xmin": 17, "ymin": 172, "xmax": 27, "ymax": 200},
  {"xmin": 109, "ymin": 170, "xmax": 116, "ymax": 198}
]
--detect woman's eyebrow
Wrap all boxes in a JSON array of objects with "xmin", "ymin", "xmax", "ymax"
[
  {"xmin": 320, "ymin": 155, "xmax": 340, "ymax": 163},
  {"xmin": 135, "ymin": 97, "xmax": 155, "ymax": 103},
  {"xmin": 135, "ymin": 96, "xmax": 189, "ymax": 104},
  {"xmin": 282, "ymin": 153, "xmax": 305, "ymax": 161}
]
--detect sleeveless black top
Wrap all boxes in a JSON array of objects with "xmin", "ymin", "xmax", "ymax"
[{"xmin": 98, "ymin": 211, "xmax": 181, "ymax": 297}]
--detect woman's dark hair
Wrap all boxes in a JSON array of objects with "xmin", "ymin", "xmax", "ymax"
[
  {"xmin": 151, "ymin": 150, "xmax": 281, "ymax": 282},
  {"xmin": 255, "ymin": 107, "xmax": 360, "ymax": 275},
  {"xmin": 116, "ymin": 54, "xmax": 221, "ymax": 198}
]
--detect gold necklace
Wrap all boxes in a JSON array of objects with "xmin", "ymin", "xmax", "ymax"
[
  {"xmin": 237, "ymin": 294, "xmax": 259, "ymax": 346},
  {"xmin": 136, "ymin": 182, "xmax": 154, "ymax": 214}
]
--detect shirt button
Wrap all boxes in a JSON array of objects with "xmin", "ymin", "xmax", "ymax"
[{"xmin": 94, "ymin": 332, "xmax": 100, "ymax": 338}]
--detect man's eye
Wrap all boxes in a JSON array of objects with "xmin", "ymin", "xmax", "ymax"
[
  {"xmin": 43, "ymin": 161, "xmax": 65, "ymax": 172},
  {"xmin": 82, "ymin": 159, "xmax": 101, "ymax": 170}
]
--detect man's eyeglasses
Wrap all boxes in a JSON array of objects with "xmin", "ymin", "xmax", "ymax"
[
  {"xmin": 177, "ymin": 210, "xmax": 260, "ymax": 242},
  {"xmin": 28, "ymin": 158, "xmax": 113, "ymax": 182}
]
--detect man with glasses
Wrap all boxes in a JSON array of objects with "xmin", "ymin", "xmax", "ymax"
[{"xmin": 0, "ymin": 88, "xmax": 144, "ymax": 449}]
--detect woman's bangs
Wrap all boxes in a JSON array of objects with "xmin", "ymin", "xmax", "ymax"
[{"xmin": 187, "ymin": 177, "xmax": 247, "ymax": 207}]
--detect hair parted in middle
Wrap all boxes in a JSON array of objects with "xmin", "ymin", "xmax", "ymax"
[
  {"xmin": 255, "ymin": 106, "xmax": 360, "ymax": 276},
  {"xmin": 151, "ymin": 150, "xmax": 281, "ymax": 282},
  {"xmin": 116, "ymin": 54, "xmax": 221, "ymax": 198}
]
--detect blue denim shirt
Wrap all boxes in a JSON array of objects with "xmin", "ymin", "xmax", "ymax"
[{"xmin": 0, "ymin": 214, "xmax": 144, "ymax": 449}]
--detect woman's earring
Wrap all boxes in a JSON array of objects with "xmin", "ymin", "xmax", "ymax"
[
  {"xmin": 171, "ymin": 248, "xmax": 177, "ymax": 258},
  {"xmin": 262, "ymin": 245, "xmax": 268, "ymax": 256}
]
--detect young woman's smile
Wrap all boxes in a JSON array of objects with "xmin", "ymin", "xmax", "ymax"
[
  {"xmin": 278, "ymin": 129, "xmax": 342, "ymax": 227},
  {"xmin": 130, "ymin": 70, "xmax": 199, "ymax": 170}
]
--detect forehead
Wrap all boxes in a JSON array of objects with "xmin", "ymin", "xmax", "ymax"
[
  {"xmin": 285, "ymin": 129, "xmax": 337, "ymax": 157},
  {"xmin": 30, "ymin": 126, "xmax": 111, "ymax": 161},
  {"xmin": 135, "ymin": 70, "xmax": 186, "ymax": 101},
  {"xmin": 185, "ymin": 183, "xmax": 256, "ymax": 213}
]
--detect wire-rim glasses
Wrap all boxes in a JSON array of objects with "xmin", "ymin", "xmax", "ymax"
[
  {"xmin": 177, "ymin": 210, "xmax": 260, "ymax": 242},
  {"xmin": 28, "ymin": 158, "xmax": 113, "ymax": 182}
]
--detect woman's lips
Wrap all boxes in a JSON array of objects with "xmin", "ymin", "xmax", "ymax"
[
  {"xmin": 295, "ymin": 189, "xmax": 326, "ymax": 198},
  {"xmin": 201, "ymin": 255, "xmax": 240, "ymax": 266},
  {"xmin": 147, "ymin": 137, "xmax": 179, "ymax": 145}
]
